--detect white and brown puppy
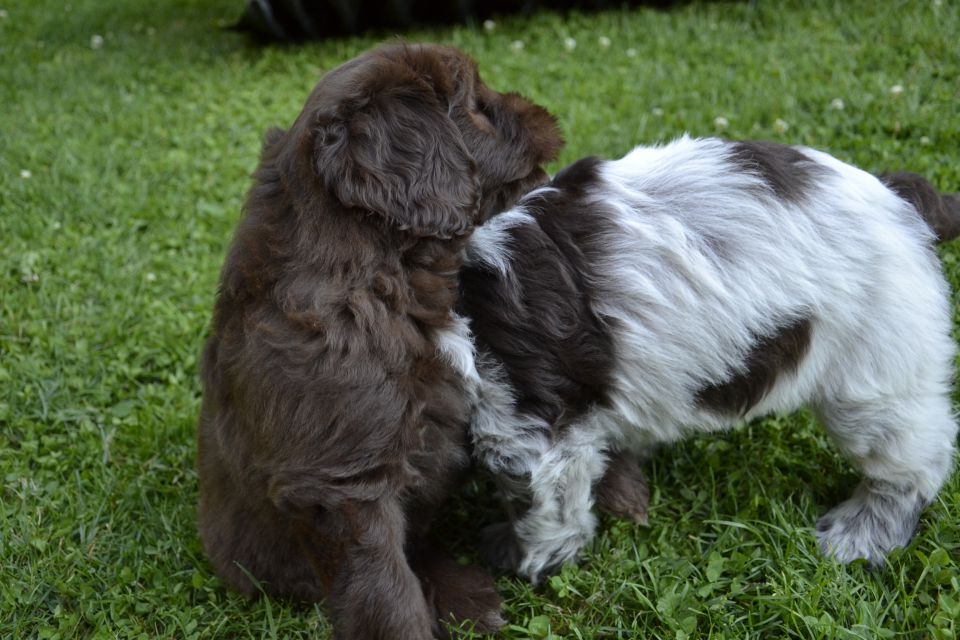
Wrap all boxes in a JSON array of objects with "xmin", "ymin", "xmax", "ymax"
[{"xmin": 459, "ymin": 136, "xmax": 960, "ymax": 581}]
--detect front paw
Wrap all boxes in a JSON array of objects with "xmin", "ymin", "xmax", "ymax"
[
  {"xmin": 515, "ymin": 538, "xmax": 580, "ymax": 584},
  {"xmin": 484, "ymin": 517, "xmax": 593, "ymax": 583},
  {"xmin": 417, "ymin": 550, "xmax": 506, "ymax": 638}
]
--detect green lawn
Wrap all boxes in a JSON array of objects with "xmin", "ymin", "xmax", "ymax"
[{"xmin": 2, "ymin": 0, "xmax": 959, "ymax": 638}]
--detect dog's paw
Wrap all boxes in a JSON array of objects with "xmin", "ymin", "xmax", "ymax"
[
  {"xmin": 417, "ymin": 550, "xmax": 505, "ymax": 638},
  {"xmin": 515, "ymin": 539, "xmax": 579, "ymax": 584},
  {"xmin": 596, "ymin": 452, "xmax": 650, "ymax": 525},
  {"xmin": 481, "ymin": 521, "xmax": 564, "ymax": 582},
  {"xmin": 816, "ymin": 481, "xmax": 922, "ymax": 567},
  {"xmin": 482, "ymin": 508, "xmax": 595, "ymax": 582}
]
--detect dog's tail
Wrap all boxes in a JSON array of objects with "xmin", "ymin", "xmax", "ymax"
[{"xmin": 879, "ymin": 172, "xmax": 960, "ymax": 244}]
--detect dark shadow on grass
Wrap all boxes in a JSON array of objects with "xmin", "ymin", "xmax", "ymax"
[
  {"xmin": 232, "ymin": 0, "xmax": 736, "ymax": 44},
  {"xmin": 431, "ymin": 471, "xmax": 508, "ymax": 563}
]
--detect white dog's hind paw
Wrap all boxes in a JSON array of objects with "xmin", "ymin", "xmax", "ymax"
[{"xmin": 816, "ymin": 479, "xmax": 924, "ymax": 567}]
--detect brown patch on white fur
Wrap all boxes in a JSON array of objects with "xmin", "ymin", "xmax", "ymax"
[{"xmin": 696, "ymin": 317, "xmax": 813, "ymax": 417}]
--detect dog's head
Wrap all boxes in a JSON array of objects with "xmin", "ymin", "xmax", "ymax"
[{"xmin": 279, "ymin": 43, "xmax": 563, "ymax": 238}]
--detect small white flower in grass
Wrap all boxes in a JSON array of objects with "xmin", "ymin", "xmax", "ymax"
[
  {"xmin": 483, "ymin": 19, "xmax": 495, "ymax": 32},
  {"xmin": 90, "ymin": 34, "xmax": 104, "ymax": 49},
  {"xmin": 626, "ymin": 48, "xmax": 637, "ymax": 57},
  {"xmin": 773, "ymin": 118, "xmax": 789, "ymax": 134},
  {"xmin": 510, "ymin": 39, "xmax": 524, "ymax": 52},
  {"xmin": 598, "ymin": 35, "xmax": 611, "ymax": 49},
  {"xmin": 651, "ymin": 107, "xmax": 664, "ymax": 117},
  {"xmin": 830, "ymin": 98, "xmax": 845, "ymax": 110},
  {"xmin": 0, "ymin": 9, "xmax": 8, "ymax": 19},
  {"xmin": 563, "ymin": 37, "xmax": 576, "ymax": 52},
  {"xmin": 920, "ymin": 136, "xmax": 931, "ymax": 146},
  {"xmin": 933, "ymin": 0, "xmax": 942, "ymax": 7},
  {"xmin": 889, "ymin": 84, "xmax": 904, "ymax": 96},
  {"xmin": 713, "ymin": 116, "xmax": 729, "ymax": 131},
  {"xmin": 51, "ymin": 221, "xmax": 62, "ymax": 230},
  {"xmin": 145, "ymin": 272, "xmax": 157, "ymax": 282},
  {"xmin": 20, "ymin": 169, "xmax": 31, "ymax": 179},
  {"xmin": 19, "ymin": 251, "xmax": 40, "ymax": 284}
]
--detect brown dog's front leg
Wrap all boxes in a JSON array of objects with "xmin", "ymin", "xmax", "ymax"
[
  {"xmin": 314, "ymin": 498, "xmax": 436, "ymax": 640},
  {"xmin": 410, "ymin": 544, "xmax": 505, "ymax": 638}
]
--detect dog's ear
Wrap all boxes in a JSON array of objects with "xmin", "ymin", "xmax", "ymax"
[{"xmin": 314, "ymin": 78, "xmax": 479, "ymax": 239}]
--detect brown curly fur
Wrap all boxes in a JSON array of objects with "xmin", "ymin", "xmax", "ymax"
[{"xmin": 196, "ymin": 43, "xmax": 562, "ymax": 640}]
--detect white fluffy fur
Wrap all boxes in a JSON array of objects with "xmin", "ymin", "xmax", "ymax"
[
  {"xmin": 434, "ymin": 312, "xmax": 480, "ymax": 385},
  {"xmin": 468, "ymin": 136, "xmax": 957, "ymax": 581}
]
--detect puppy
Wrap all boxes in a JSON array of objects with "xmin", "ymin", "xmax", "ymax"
[
  {"xmin": 196, "ymin": 43, "xmax": 562, "ymax": 639},
  {"xmin": 459, "ymin": 136, "xmax": 960, "ymax": 581}
]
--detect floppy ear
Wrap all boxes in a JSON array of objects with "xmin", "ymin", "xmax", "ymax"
[{"xmin": 314, "ymin": 82, "xmax": 479, "ymax": 239}]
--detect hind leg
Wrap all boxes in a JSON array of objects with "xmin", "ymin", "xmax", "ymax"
[
  {"xmin": 197, "ymin": 449, "xmax": 326, "ymax": 601},
  {"xmin": 815, "ymin": 390, "xmax": 956, "ymax": 565}
]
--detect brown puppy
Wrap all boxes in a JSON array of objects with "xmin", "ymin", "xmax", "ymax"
[{"xmin": 197, "ymin": 43, "xmax": 562, "ymax": 639}]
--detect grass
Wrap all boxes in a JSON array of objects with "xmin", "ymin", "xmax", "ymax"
[{"xmin": 2, "ymin": 0, "xmax": 959, "ymax": 637}]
